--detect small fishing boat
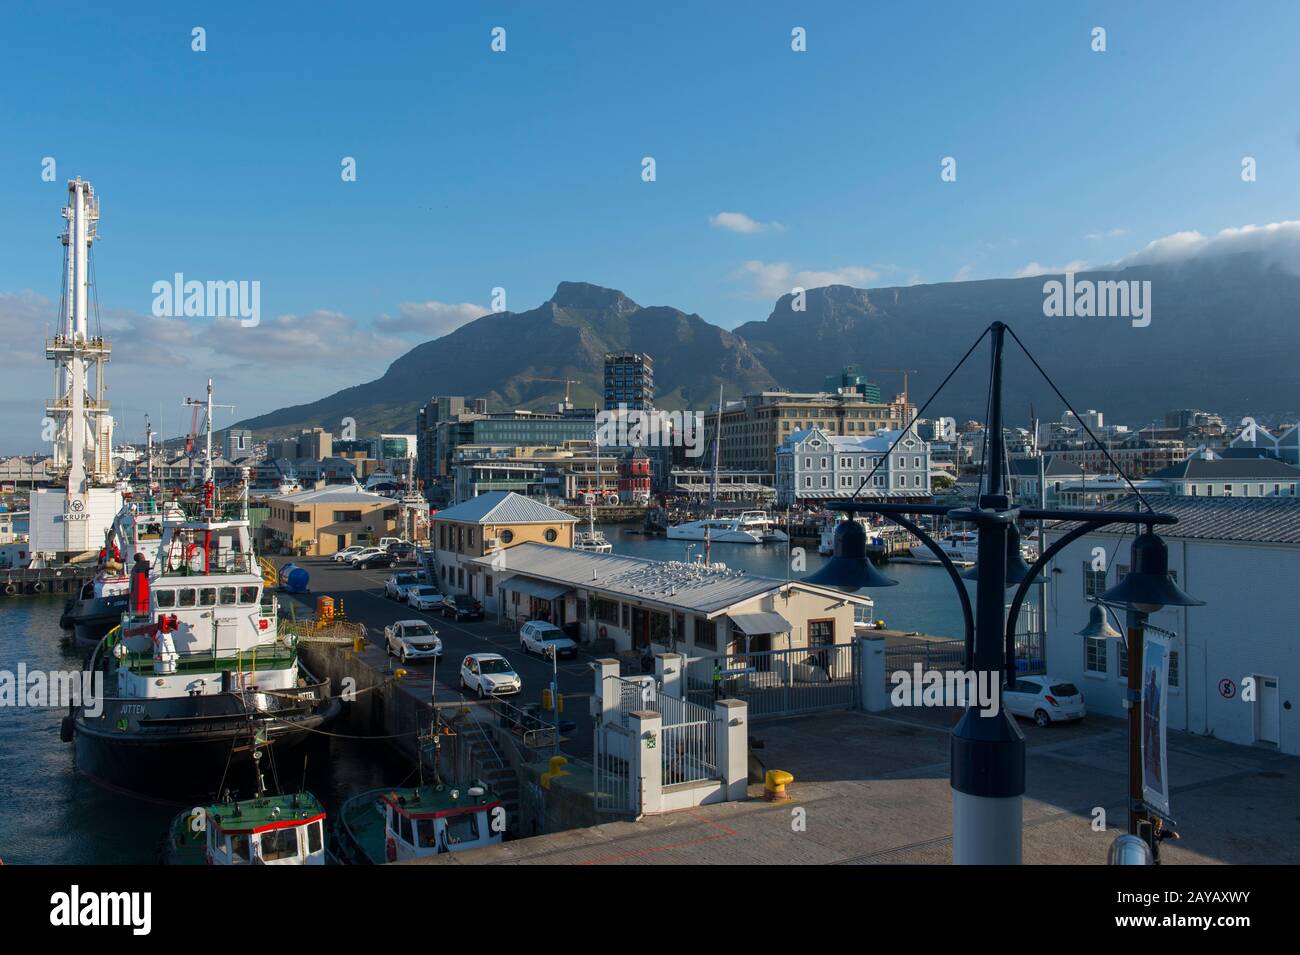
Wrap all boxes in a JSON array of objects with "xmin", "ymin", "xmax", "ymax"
[
  {"xmin": 335, "ymin": 783, "xmax": 504, "ymax": 863},
  {"xmin": 573, "ymin": 502, "xmax": 612, "ymax": 554},
  {"xmin": 164, "ymin": 790, "xmax": 328, "ymax": 865}
]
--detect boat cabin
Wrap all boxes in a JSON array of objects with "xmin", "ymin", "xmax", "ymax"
[
  {"xmin": 205, "ymin": 793, "xmax": 327, "ymax": 865},
  {"xmin": 381, "ymin": 786, "xmax": 503, "ymax": 861}
]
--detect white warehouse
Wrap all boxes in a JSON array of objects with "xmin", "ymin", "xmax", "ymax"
[
  {"xmin": 1044, "ymin": 496, "xmax": 1300, "ymax": 756},
  {"xmin": 776, "ymin": 427, "xmax": 930, "ymax": 506}
]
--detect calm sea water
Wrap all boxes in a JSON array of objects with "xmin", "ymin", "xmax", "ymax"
[
  {"xmin": 0, "ymin": 596, "xmax": 405, "ymax": 865},
  {"xmin": 600, "ymin": 526, "xmax": 968, "ymax": 638}
]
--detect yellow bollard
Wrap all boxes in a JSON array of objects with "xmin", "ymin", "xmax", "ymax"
[
  {"xmin": 764, "ymin": 769, "xmax": 794, "ymax": 801},
  {"xmin": 352, "ymin": 634, "xmax": 366, "ymax": 653},
  {"xmin": 540, "ymin": 755, "xmax": 569, "ymax": 791}
]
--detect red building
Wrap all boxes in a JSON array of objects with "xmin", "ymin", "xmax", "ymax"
[{"xmin": 618, "ymin": 448, "xmax": 651, "ymax": 503}]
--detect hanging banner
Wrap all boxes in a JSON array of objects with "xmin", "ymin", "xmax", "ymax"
[{"xmin": 1141, "ymin": 630, "xmax": 1171, "ymax": 817}]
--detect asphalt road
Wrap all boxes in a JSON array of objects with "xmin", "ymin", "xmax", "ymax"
[{"xmin": 277, "ymin": 556, "xmax": 602, "ymax": 756}]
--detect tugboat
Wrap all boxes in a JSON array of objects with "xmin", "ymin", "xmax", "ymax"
[
  {"xmin": 65, "ymin": 383, "xmax": 341, "ymax": 803},
  {"xmin": 336, "ymin": 784, "xmax": 503, "ymax": 863},
  {"xmin": 164, "ymin": 752, "xmax": 328, "ymax": 865}
]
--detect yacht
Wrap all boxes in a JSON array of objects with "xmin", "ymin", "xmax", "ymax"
[
  {"xmin": 910, "ymin": 531, "xmax": 979, "ymax": 563},
  {"xmin": 667, "ymin": 515, "xmax": 763, "ymax": 544},
  {"xmin": 572, "ymin": 503, "xmax": 612, "ymax": 554}
]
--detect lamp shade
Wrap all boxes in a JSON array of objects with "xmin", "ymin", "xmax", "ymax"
[
  {"xmin": 1100, "ymin": 530, "xmax": 1204, "ymax": 614},
  {"xmin": 804, "ymin": 518, "xmax": 898, "ymax": 591},
  {"xmin": 1076, "ymin": 603, "xmax": 1122, "ymax": 640},
  {"xmin": 960, "ymin": 525, "xmax": 1040, "ymax": 588}
]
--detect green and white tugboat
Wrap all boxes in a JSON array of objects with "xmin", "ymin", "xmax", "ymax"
[
  {"xmin": 335, "ymin": 726, "xmax": 505, "ymax": 863},
  {"xmin": 164, "ymin": 752, "xmax": 329, "ymax": 865},
  {"xmin": 65, "ymin": 381, "xmax": 342, "ymax": 803}
]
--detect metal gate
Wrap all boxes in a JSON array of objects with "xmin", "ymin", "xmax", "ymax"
[
  {"xmin": 594, "ymin": 720, "xmax": 637, "ymax": 814},
  {"xmin": 658, "ymin": 694, "xmax": 718, "ymax": 786},
  {"xmin": 688, "ymin": 643, "xmax": 858, "ymax": 718}
]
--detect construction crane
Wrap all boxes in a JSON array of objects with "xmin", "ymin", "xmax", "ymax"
[
  {"xmin": 871, "ymin": 368, "xmax": 918, "ymax": 407},
  {"xmin": 526, "ymin": 377, "xmax": 581, "ymax": 407}
]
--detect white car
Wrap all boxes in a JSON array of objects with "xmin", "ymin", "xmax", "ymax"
[
  {"xmin": 332, "ymin": 545, "xmax": 364, "ymax": 562},
  {"xmin": 519, "ymin": 620, "xmax": 578, "ymax": 659},
  {"xmin": 384, "ymin": 572, "xmax": 423, "ymax": 600},
  {"xmin": 384, "ymin": 620, "xmax": 443, "ymax": 662},
  {"xmin": 1003, "ymin": 676, "xmax": 1086, "ymax": 726},
  {"xmin": 406, "ymin": 585, "xmax": 444, "ymax": 611},
  {"xmin": 459, "ymin": 653, "xmax": 521, "ymax": 698},
  {"xmin": 347, "ymin": 547, "xmax": 384, "ymax": 566}
]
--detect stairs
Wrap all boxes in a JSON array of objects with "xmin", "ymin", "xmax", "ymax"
[{"xmin": 455, "ymin": 715, "xmax": 522, "ymax": 835}]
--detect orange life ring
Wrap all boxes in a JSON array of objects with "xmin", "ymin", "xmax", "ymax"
[{"xmin": 385, "ymin": 836, "xmax": 397, "ymax": 863}]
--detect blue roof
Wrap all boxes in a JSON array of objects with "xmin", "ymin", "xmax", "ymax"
[{"xmin": 433, "ymin": 491, "xmax": 576, "ymax": 525}]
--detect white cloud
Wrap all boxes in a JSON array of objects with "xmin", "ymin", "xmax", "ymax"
[
  {"xmin": 1014, "ymin": 260, "xmax": 1090, "ymax": 278},
  {"xmin": 735, "ymin": 260, "xmax": 882, "ymax": 298},
  {"xmin": 710, "ymin": 212, "xmax": 784, "ymax": 235},
  {"xmin": 1084, "ymin": 227, "xmax": 1128, "ymax": 241},
  {"xmin": 374, "ymin": 300, "xmax": 488, "ymax": 337},
  {"xmin": 1115, "ymin": 220, "xmax": 1300, "ymax": 272},
  {"xmin": 953, "ymin": 264, "xmax": 976, "ymax": 282}
]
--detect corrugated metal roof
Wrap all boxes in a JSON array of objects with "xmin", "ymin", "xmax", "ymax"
[
  {"xmin": 433, "ymin": 491, "xmax": 576, "ymax": 525},
  {"xmin": 1147, "ymin": 457, "xmax": 1300, "ymax": 481},
  {"xmin": 273, "ymin": 486, "xmax": 395, "ymax": 505},
  {"xmin": 472, "ymin": 542, "xmax": 869, "ymax": 614},
  {"xmin": 1047, "ymin": 495, "xmax": 1300, "ymax": 544}
]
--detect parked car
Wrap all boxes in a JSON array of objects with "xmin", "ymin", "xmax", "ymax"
[
  {"xmin": 442, "ymin": 595, "xmax": 484, "ymax": 622},
  {"xmin": 406, "ymin": 585, "xmax": 444, "ymax": 612},
  {"xmin": 384, "ymin": 572, "xmax": 423, "ymax": 600},
  {"xmin": 356, "ymin": 551, "xmax": 396, "ymax": 570},
  {"xmin": 459, "ymin": 652, "xmax": 521, "ymax": 698},
  {"xmin": 346, "ymin": 547, "xmax": 384, "ymax": 566},
  {"xmin": 387, "ymin": 541, "xmax": 416, "ymax": 559},
  {"xmin": 1003, "ymin": 676, "xmax": 1086, "ymax": 726},
  {"xmin": 384, "ymin": 619, "xmax": 443, "ymax": 662},
  {"xmin": 377, "ymin": 537, "xmax": 406, "ymax": 552},
  {"xmin": 332, "ymin": 545, "xmax": 364, "ymax": 562},
  {"xmin": 519, "ymin": 620, "xmax": 578, "ymax": 659}
]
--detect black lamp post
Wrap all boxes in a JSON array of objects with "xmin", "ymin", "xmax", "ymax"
[
  {"xmin": 806, "ymin": 321, "xmax": 1198, "ymax": 863},
  {"xmin": 1096, "ymin": 528, "xmax": 1203, "ymax": 843}
]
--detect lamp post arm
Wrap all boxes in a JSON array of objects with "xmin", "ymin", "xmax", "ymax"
[
  {"xmin": 1002, "ymin": 520, "xmax": 1106, "ymax": 688},
  {"xmin": 876, "ymin": 512, "xmax": 975, "ymax": 664}
]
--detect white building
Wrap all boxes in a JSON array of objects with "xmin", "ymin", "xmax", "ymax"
[
  {"xmin": 1146, "ymin": 448, "xmax": 1300, "ymax": 498},
  {"xmin": 775, "ymin": 427, "xmax": 930, "ymax": 506},
  {"xmin": 1044, "ymin": 496, "xmax": 1300, "ymax": 756}
]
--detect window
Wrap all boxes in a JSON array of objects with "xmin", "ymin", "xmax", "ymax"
[
  {"xmin": 177, "ymin": 588, "xmax": 197, "ymax": 607},
  {"xmin": 544, "ymin": 528, "xmax": 558, "ymax": 542},
  {"xmin": 594, "ymin": 598, "xmax": 619, "ymax": 625},
  {"xmin": 1117, "ymin": 640, "xmax": 1128, "ymax": 679},
  {"xmin": 155, "ymin": 589, "xmax": 175, "ymax": 609},
  {"xmin": 1083, "ymin": 563, "xmax": 1107, "ymax": 597},
  {"xmin": 500, "ymin": 529, "xmax": 514, "ymax": 544},
  {"xmin": 485, "ymin": 575, "xmax": 493, "ymax": 597},
  {"xmin": 199, "ymin": 587, "xmax": 217, "ymax": 606},
  {"xmin": 399, "ymin": 813, "xmax": 414, "ymax": 845},
  {"xmin": 239, "ymin": 586, "xmax": 259, "ymax": 604},
  {"xmin": 219, "ymin": 586, "xmax": 237, "ymax": 606},
  {"xmin": 695, "ymin": 618, "xmax": 717, "ymax": 649},
  {"xmin": 444, "ymin": 812, "xmax": 480, "ymax": 846},
  {"xmin": 1168, "ymin": 650, "xmax": 1180, "ymax": 688},
  {"xmin": 260, "ymin": 827, "xmax": 300, "ymax": 862},
  {"xmin": 914, "ymin": 456, "xmax": 921, "ymax": 468},
  {"xmin": 621, "ymin": 603, "xmax": 630, "ymax": 630},
  {"xmin": 333, "ymin": 510, "xmax": 362, "ymax": 523},
  {"xmin": 295, "ymin": 511, "xmax": 310, "ymax": 523},
  {"xmin": 1085, "ymin": 637, "xmax": 1108, "ymax": 674}
]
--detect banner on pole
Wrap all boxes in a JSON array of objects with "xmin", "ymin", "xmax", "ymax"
[{"xmin": 1141, "ymin": 630, "xmax": 1171, "ymax": 817}]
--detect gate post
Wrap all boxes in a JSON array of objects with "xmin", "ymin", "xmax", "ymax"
[
  {"xmin": 857, "ymin": 636, "xmax": 889, "ymax": 712},
  {"xmin": 630, "ymin": 710, "xmax": 663, "ymax": 815},
  {"xmin": 655, "ymin": 652, "xmax": 684, "ymax": 699},
  {"xmin": 593, "ymin": 658, "xmax": 620, "ymax": 722},
  {"xmin": 714, "ymin": 698, "xmax": 749, "ymax": 802}
]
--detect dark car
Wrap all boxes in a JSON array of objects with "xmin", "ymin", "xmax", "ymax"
[
  {"xmin": 443, "ymin": 595, "xmax": 484, "ymax": 622},
  {"xmin": 356, "ymin": 552, "xmax": 396, "ymax": 569},
  {"xmin": 387, "ymin": 541, "xmax": 416, "ymax": 559}
]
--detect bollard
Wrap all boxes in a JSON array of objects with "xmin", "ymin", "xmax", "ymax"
[{"xmin": 764, "ymin": 769, "xmax": 794, "ymax": 801}]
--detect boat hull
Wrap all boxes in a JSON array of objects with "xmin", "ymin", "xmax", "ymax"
[
  {"xmin": 72, "ymin": 691, "xmax": 341, "ymax": 804},
  {"xmin": 666, "ymin": 526, "xmax": 762, "ymax": 544},
  {"xmin": 64, "ymin": 594, "xmax": 128, "ymax": 644}
]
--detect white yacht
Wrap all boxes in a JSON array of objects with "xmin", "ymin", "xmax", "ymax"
[
  {"xmin": 910, "ymin": 531, "xmax": 979, "ymax": 563},
  {"xmin": 667, "ymin": 514, "xmax": 761, "ymax": 544},
  {"xmin": 573, "ymin": 503, "xmax": 612, "ymax": 554}
]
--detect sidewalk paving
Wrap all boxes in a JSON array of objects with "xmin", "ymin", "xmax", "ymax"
[{"xmin": 416, "ymin": 705, "xmax": 1300, "ymax": 865}]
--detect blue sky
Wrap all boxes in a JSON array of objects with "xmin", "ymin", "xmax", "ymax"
[{"xmin": 1, "ymin": 1, "xmax": 1298, "ymax": 450}]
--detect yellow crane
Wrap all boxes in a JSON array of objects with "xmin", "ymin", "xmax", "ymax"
[{"xmin": 526, "ymin": 377, "xmax": 581, "ymax": 406}]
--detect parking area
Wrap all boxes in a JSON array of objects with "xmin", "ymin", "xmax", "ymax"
[{"xmin": 279, "ymin": 557, "xmax": 602, "ymax": 755}]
